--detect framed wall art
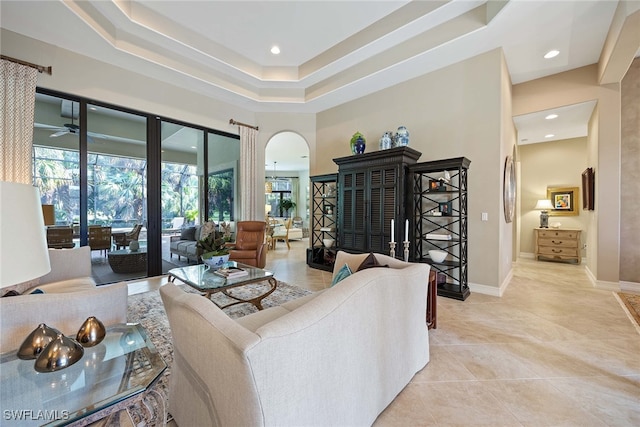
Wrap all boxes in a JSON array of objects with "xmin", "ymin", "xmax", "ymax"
[
  {"xmin": 547, "ymin": 186, "xmax": 579, "ymax": 216},
  {"xmin": 581, "ymin": 167, "xmax": 594, "ymax": 210}
]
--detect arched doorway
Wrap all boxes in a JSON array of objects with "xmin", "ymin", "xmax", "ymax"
[{"xmin": 264, "ymin": 132, "xmax": 310, "ymax": 226}]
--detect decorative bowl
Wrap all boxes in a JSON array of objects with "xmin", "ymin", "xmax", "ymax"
[
  {"xmin": 322, "ymin": 238, "xmax": 335, "ymax": 248},
  {"xmin": 201, "ymin": 254, "xmax": 230, "ymax": 269},
  {"xmin": 428, "ymin": 250, "xmax": 447, "ymax": 263}
]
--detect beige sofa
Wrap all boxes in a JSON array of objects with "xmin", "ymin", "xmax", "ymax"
[
  {"xmin": 0, "ymin": 247, "xmax": 128, "ymax": 353},
  {"xmin": 160, "ymin": 251, "xmax": 430, "ymax": 426}
]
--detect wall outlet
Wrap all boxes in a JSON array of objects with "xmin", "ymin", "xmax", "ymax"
[{"xmin": 481, "ymin": 212, "xmax": 488, "ymax": 221}]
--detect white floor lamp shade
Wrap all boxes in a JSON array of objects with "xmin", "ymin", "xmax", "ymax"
[{"xmin": 0, "ymin": 181, "xmax": 51, "ymax": 288}]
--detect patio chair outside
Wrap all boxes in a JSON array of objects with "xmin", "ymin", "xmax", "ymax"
[
  {"xmin": 163, "ymin": 217, "xmax": 185, "ymax": 235},
  {"xmin": 89, "ymin": 226, "xmax": 112, "ymax": 256},
  {"xmin": 113, "ymin": 224, "xmax": 143, "ymax": 250},
  {"xmin": 46, "ymin": 226, "xmax": 75, "ymax": 249}
]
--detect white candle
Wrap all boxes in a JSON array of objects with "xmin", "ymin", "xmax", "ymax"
[
  {"xmin": 405, "ymin": 219, "xmax": 409, "ymax": 241},
  {"xmin": 390, "ymin": 219, "xmax": 395, "ymax": 242}
]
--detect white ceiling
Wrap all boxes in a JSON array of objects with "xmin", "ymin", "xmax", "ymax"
[{"xmin": 3, "ymin": 0, "xmax": 637, "ymax": 170}]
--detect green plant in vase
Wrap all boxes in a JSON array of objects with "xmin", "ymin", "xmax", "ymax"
[
  {"xmin": 196, "ymin": 232, "xmax": 230, "ymax": 258},
  {"xmin": 279, "ymin": 198, "xmax": 297, "ymax": 217},
  {"xmin": 184, "ymin": 209, "xmax": 198, "ymax": 225}
]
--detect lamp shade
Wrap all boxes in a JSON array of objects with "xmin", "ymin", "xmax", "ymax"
[
  {"xmin": 534, "ymin": 199, "xmax": 554, "ymax": 210},
  {"xmin": 0, "ymin": 181, "xmax": 51, "ymax": 288}
]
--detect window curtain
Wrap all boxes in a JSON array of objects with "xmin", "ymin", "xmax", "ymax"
[
  {"xmin": 239, "ymin": 126, "xmax": 258, "ymax": 220},
  {"xmin": 0, "ymin": 59, "xmax": 38, "ymax": 184}
]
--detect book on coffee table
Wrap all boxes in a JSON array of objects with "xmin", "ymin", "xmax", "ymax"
[{"xmin": 214, "ymin": 266, "xmax": 249, "ymax": 279}]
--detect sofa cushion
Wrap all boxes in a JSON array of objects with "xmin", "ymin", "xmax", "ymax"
[
  {"xmin": 180, "ymin": 227, "xmax": 196, "ymax": 241},
  {"xmin": 236, "ymin": 306, "xmax": 291, "ymax": 332},
  {"xmin": 29, "ymin": 277, "xmax": 97, "ymax": 293},
  {"xmin": 331, "ymin": 263, "xmax": 352, "ymax": 286}
]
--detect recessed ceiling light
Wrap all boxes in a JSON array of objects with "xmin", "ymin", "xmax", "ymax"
[
  {"xmin": 545, "ymin": 134, "xmax": 555, "ymax": 138},
  {"xmin": 544, "ymin": 50, "xmax": 560, "ymax": 59},
  {"xmin": 545, "ymin": 114, "xmax": 558, "ymax": 120},
  {"xmin": 271, "ymin": 45, "xmax": 280, "ymax": 55}
]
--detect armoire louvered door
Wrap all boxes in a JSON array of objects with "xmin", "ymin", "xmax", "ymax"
[{"xmin": 334, "ymin": 146, "xmax": 422, "ymax": 255}]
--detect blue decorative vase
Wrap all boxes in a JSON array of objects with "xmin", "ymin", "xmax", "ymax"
[
  {"xmin": 350, "ymin": 132, "xmax": 365, "ymax": 154},
  {"xmin": 395, "ymin": 126, "xmax": 409, "ymax": 146},
  {"xmin": 355, "ymin": 136, "xmax": 366, "ymax": 154},
  {"xmin": 379, "ymin": 132, "xmax": 393, "ymax": 150}
]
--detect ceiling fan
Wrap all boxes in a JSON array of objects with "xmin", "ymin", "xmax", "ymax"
[{"xmin": 50, "ymin": 122, "xmax": 80, "ymax": 138}]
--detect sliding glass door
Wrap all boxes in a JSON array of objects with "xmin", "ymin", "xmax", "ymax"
[{"xmin": 34, "ymin": 88, "xmax": 240, "ymax": 282}]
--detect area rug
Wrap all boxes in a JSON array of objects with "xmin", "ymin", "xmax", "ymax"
[
  {"xmin": 615, "ymin": 291, "xmax": 640, "ymax": 334},
  {"xmin": 117, "ymin": 281, "xmax": 312, "ymax": 426}
]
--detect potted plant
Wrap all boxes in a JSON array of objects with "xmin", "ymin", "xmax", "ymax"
[
  {"xmin": 197, "ymin": 232, "xmax": 231, "ymax": 269},
  {"xmin": 184, "ymin": 209, "xmax": 198, "ymax": 225},
  {"xmin": 279, "ymin": 198, "xmax": 297, "ymax": 217}
]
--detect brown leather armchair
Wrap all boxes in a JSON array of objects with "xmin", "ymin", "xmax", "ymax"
[{"xmin": 228, "ymin": 221, "xmax": 267, "ymax": 268}]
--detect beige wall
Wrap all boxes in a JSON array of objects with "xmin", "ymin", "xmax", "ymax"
[
  {"xmin": 513, "ymin": 65, "xmax": 623, "ymax": 286},
  {"xmin": 317, "ymin": 49, "xmax": 508, "ymax": 293},
  {"xmin": 518, "ymin": 137, "xmax": 590, "ymax": 257},
  {"xmin": 620, "ymin": 58, "xmax": 640, "ymax": 285}
]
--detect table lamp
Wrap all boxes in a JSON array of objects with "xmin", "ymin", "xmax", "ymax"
[
  {"xmin": 0, "ymin": 181, "xmax": 51, "ymax": 291},
  {"xmin": 534, "ymin": 199, "xmax": 554, "ymax": 228}
]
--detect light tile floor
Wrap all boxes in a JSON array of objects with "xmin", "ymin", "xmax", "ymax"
[{"xmin": 128, "ymin": 239, "xmax": 640, "ymax": 426}]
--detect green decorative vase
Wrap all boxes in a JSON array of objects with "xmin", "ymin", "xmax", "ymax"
[{"xmin": 350, "ymin": 132, "xmax": 365, "ymax": 154}]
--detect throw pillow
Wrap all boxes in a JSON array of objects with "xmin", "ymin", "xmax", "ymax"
[
  {"xmin": 331, "ymin": 263, "xmax": 352, "ymax": 287},
  {"xmin": 356, "ymin": 253, "xmax": 379, "ymax": 271},
  {"xmin": 180, "ymin": 226, "xmax": 196, "ymax": 241}
]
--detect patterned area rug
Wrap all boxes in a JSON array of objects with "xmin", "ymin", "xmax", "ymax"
[
  {"xmin": 616, "ymin": 292, "xmax": 640, "ymax": 333},
  {"xmin": 113, "ymin": 281, "xmax": 312, "ymax": 426}
]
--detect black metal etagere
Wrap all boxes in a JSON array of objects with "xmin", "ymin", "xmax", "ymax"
[
  {"xmin": 306, "ymin": 174, "xmax": 338, "ymax": 271},
  {"xmin": 409, "ymin": 157, "xmax": 470, "ymax": 300}
]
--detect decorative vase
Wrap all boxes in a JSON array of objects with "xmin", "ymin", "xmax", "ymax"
[
  {"xmin": 379, "ymin": 132, "xmax": 393, "ymax": 150},
  {"xmin": 350, "ymin": 132, "xmax": 365, "ymax": 154},
  {"xmin": 201, "ymin": 253, "xmax": 230, "ymax": 270},
  {"xmin": 34, "ymin": 333, "xmax": 84, "ymax": 373},
  {"xmin": 17, "ymin": 323, "xmax": 61, "ymax": 360},
  {"xmin": 395, "ymin": 126, "xmax": 409, "ymax": 146},
  {"xmin": 76, "ymin": 316, "xmax": 106, "ymax": 347},
  {"xmin": 129, "ymin": 240, "xmax": 139, "ymax": 252},
  {"xmin": 355, "ymin": 136, "xmax": 366, "ymax": 154}
]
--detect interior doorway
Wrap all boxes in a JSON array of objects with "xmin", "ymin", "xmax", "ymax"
[{"xmin": 265, "ymin": 132, "xmax": 310, "ymax": 226}]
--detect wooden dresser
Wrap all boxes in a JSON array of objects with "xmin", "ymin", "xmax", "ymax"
[{"xmin": 534, "ymin": 228, "xmax": 582, "ymax": 264}]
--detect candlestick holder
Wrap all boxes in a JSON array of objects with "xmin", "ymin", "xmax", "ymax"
[
  {"xmin": 389, "ymin": 241, "xmax": 396, "ymax": 258},
  {"xmin": 403, "ymin": 240, "xmax": 410, "ymax": 262}
]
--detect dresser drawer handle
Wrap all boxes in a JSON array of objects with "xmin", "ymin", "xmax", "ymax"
[
  {"xmin": 552, "ymin": 240, "xmax": 563, "ymax": 244},
  {"xmin": 552, "ymin": 249, "xmax": 563, "ymax": 253}
]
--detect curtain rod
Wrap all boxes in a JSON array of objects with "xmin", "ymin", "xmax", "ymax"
[
  {"xmin": 1, "ymin": 55, "xmax": 52, "ymax": 75},
  {"xmin": 229, "ymin": 119, "xmax": 259, "ymax": 131}
]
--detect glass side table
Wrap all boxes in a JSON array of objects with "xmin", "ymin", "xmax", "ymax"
[{"xmin": 0, "ymin": 323, "xmax": 166, "ymax": 426}]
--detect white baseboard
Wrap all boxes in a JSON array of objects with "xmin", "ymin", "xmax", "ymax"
[
  {"xmin": 519, "ymin": 252, "xmax": 534, "ymax": 259},
  {"xmin": 620, "ymin": 281, "xmax": 640, "ymax": 293},
  {"xmin": 595, "ymin": 280, "xmax": 622, "ymax": 291},
  {"xmin": 469, "ymin": 269, "xmax": 512, "ymax": 297}
]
